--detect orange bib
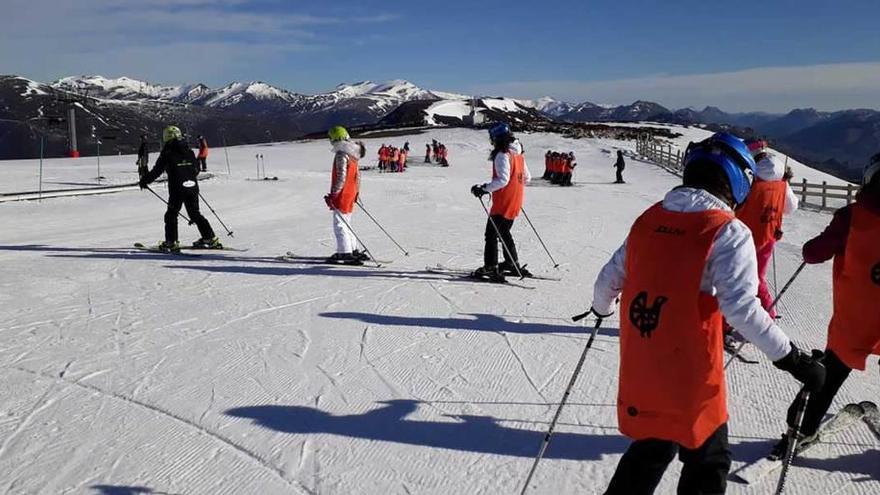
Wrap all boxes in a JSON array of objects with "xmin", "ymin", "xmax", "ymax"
[
  {"xmin": 490, "ymin": 152, "xmax": 525, "ymax": 220},
  {"xmin": 331, "ymin": 156, "xmax": 359, "ymax": 214},
  {"xmin": 827, "ymin": 204, "xmax": 880, "ymax": 370},
  {"xmin": 619, "ymin": 203, "xmax": 734, "ymax": 449},
  {"xmin": 736, "ymin": 180, "xmax": 788, "ymax": 249}
]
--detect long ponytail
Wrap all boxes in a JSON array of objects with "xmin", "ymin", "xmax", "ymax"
[{"xmin": 489, "ymin": 134, "xmax": 514, "ymax": 161}]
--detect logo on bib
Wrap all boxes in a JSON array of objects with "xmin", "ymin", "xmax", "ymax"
[
  {"xmin": 629, "ymin": 292, "xmax": 669, "ymax": 338},
  {"xmin": 760, "ymin": 206, "xmax": 779, "ymax": 224}
]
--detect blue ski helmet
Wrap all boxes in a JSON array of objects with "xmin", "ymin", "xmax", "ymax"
[
  {"xmin": 683, "ymin": 132, "xmax": 757, "ymax": 205},
  {"xmin": 488, "ymin": 122, "xmax": 511, "ymax": 142}
]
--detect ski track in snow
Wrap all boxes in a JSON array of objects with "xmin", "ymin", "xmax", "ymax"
[
  {"xmin": 4, "ymin": 365, "xmax": 312, "ymax": 494},
  {"xmin": 0, "ymin": 128, "xmax": 877, "ymax": 494}
]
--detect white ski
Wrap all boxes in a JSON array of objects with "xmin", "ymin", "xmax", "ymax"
[
  {"xmin": 861, "ymin": 401, "xmax": 880, "ymax": 441},
  {"xmin": 732, "ymin": 402, "xmax": 866, "ymax": 484}
]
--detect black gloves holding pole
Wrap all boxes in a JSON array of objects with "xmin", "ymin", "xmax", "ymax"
[
  {"xmin": 773, "ymin": 344, "xmax": 826, "ymax": 392},
  {"xmin": 470, "ymin": 184, "xmax": 488, "ymax": 198}
]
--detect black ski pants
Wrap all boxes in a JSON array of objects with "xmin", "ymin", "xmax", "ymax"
[
  {"xmin": 484, "ymin": 215, "xmax": 518, "ymax": 268},
  {"xmin": 165, "ymin": 187, "xmax": 215, "ymax": 244},
  {"xmin": 616, "ymin": 167, "xmax": 625, "ymax": 183},
  {"xmin": 785, "ymin": 349, "xmax": 852, "ymax": 436},
  {"xmin": 605, "ymin": 424, "xmax": 731, "ymax": 495},
  {"xmin": 198, "ymin": 157, "xmax": 207, "ymax": 172}
]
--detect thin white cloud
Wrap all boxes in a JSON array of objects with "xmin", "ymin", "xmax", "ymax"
[
  {"xmin": 1, "ymin": 0, "xmax": 396, "ymax": 85},
  {"xmin": 469, "ymin": 62, "xmax": 880, "ymax": 113}
]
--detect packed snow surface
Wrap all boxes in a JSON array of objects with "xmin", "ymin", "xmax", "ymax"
[{"xmin": 0, "ymin": 129, "xmax": 877, "ymax": 494}]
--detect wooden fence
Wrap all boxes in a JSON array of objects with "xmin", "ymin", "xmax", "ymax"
[{"xmin": 635, "ymin": 138, "xmax": 856, "ymax": 212}]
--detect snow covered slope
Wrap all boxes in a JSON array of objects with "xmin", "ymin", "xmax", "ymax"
[{"xmin": 0, "ymin": 129, "xmax": 877, "ymax": 494}]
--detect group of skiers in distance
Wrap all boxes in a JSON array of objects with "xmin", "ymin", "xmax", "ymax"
[
  {"xmin": 542, "ymin": 150, "xmax": 577, "ymax": 186},
  {"xmin": 133, "ymin": 120, "xmax": 879, "ymax": 493},
  {"xmin": 377, "ymin": 142, "xmax": 409, "ymax": 172},
  {"xmin": 427, "ymin": 139, "xmax": 450, "ymax": 167}
]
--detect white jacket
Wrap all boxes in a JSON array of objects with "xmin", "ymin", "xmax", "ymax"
[
  {"xmin": 591, "ymin": 187, "xmax": 791, "ymax": 361},
  {"xmin": 330, "ymin": 140, "xmax": 364, "ymax": 195},
  {"xmin": 756, "ymin": 153, "xmax": 799, "ymax": 214},
  {"xmin": 484, "ymin": 140, "xmax": 532, "ymax": 193}
]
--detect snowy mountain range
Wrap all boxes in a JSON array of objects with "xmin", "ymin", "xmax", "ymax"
[
  {"xmin": 50, "ymin": 76, "xmax": 464, "ymax": 116},
  {"xmin": 2, "ymin": 74, "xmax": 878, "ymax": 180}
]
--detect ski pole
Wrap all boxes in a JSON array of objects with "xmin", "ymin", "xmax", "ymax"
[
  {"xmin": 725, "ymin": 261, "xmax": 807, "ymax": 369},
  {"xmin": 520, "ymin": 316, "xmax": 604, "ymax": 495},
  {"xmin": 145, "ymin": 185, "xmax": 191, "ymax": 224},
  {"xmin": 773, "ymin": 247, "xmax": 779, "ymax": 301},
  {"xmin": 478, "ymin": 196, "xmax": 524, "ymax": 280},
  {"xmin": 356, "ymin": 198, "xmax": 409, "ymax": 256},
  {"xmin": 521, "ymin": 207, "xmax": 560, "ymax": 269},
  {"xmin": 222, "ymin": 135, "xmax": 231, "ymax": 176},
  {"xmin": 198, "ymin": 191, "xmax": 234, "ymax": 237},
  {"xmin": 776, "ymin": 388, "xmax": 810, "ymax": 495},
  {"xmin": 333, "ymin": 208, "xmax": 381, "ymax": 267}
]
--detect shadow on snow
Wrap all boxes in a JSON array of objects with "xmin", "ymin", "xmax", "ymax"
[
  {"xmin": 225, "ymin": 399, "xmax": 628, "ymax": 461},
  {"xmin": 319, "ymin": 311, "xmax": 619, "ymax": 337}
]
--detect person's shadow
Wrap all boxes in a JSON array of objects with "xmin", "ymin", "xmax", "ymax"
[
  {"xmin": 226, "ymin": 399, "xmax": 627, "ymax": 460},
  {"xmin": 319, "ymin": 311, "xmax": 619, "ymax": 337},
  {"xmin": 90, "ymin": 486, "xmax": 182, "ymax": 495}
]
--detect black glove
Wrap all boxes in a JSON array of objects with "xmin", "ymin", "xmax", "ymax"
[
  {"xmin": 470, "ymin": 184, "xmax": 488, "ymax": 198},
  {"xmin": 773, "ymin": 343, "xmax": 826, "ymax": 392}
]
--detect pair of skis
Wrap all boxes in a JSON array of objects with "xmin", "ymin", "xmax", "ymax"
[
  {"xmin": 733, "ymin": 401, "xmax": 880, "ymax": 486},
  {"xmin": 132, "ymin": 242, "xmax": 247, "ymax": 256},
  {"xmin": 425, "ymin": 264, "xmax": 561, "ymax": 290},
  {"xmin": 276, "ymin": 252, "xmax": 391, "ymax": 267}
]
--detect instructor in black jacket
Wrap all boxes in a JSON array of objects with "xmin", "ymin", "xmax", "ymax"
[{"xmin": 139, "ymin": 126, "xmax": 219, "ymax": 252}]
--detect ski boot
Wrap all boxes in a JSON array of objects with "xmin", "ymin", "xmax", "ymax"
[
  {"xmin": 499, "ymin": 260, "xmax": 532, "ymax": 278},
  {"xmin": 352, "ymin": 249, "xmax": 371, "ymax": 262},
  {"xmin": 768, "ymin": 431, "xmax": 818, "ymax": 460},
  {"xmin": 157, "ymin": 240, "xmax": 181, "ymax": 253},
  {"xmin": 472, "ymin": 265, "xmax": 506, "ymax": 283},
  {"xmin": 723, "ymin": 328, "xmax": 744, "ymax": 353},
  {"xmin": 193, "ymin": 236, "xmax": 223, "ymax": 249},
  {"xmin": 327, "ymin": 253, "xmax": 364, "ymax": 266}
]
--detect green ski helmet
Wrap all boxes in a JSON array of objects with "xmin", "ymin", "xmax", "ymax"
[
  {"xmin": 328, "ymin": 125, "xmax": 350, "ymax": 142},
  {"xmin": 163, "ymin": 125, "xmax": 182, "ymax": 143}
]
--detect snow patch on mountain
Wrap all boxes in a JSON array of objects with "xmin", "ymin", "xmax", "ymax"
[
  {"xmin": 424, "ymin": 100, "xmax": 474, "ymax": 125},
  {"xmin": 15, "ymin": 77, "xmax": 49, "ymax": 97},
  {"xmin": 52, "ymin": 75, "xmax": 206, "ymax": 103},
  {"xmin": 528, "ymin": 96, "xmax": 575, "ymax": 117},
  {"xmin": 198, "ymin": 81, "xmax": 301, "ymax": 108}
]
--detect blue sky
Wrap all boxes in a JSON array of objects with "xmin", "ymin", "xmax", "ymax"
[{"xmin": 4, "ymin": 0, "xmax": 880, "ymax": 112}]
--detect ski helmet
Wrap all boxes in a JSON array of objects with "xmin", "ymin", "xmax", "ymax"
[
  {"xmin": 328, "ymin": 126, "xmax": 350, "ymax": 142},
  {"xmin": 162, "ymin": 125, "xmax": 182, "ymax": 143},
  {"xmin": 683, "ymin": 132, "xmax": 757, "ymax": 205},
  {"xmin": 744, "ymin": 138, "xmax": 769, "ymax": 158},
  {"xmin": 488, "ymin": 122, "xmax": 511, "ymax": 142},
  {"xmin": 865, "ymin": 152, "xmax": 880, "ymax": 186}
]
